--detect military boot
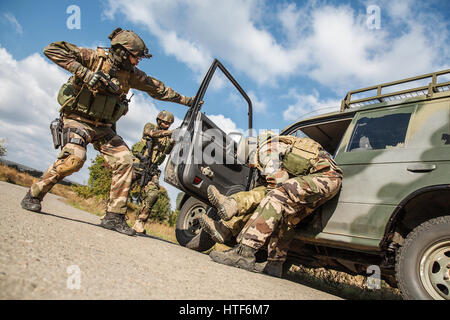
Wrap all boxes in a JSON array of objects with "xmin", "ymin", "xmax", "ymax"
[
  {"xmin": 100, "ymin": 212, "xmax": 136, "ymax": 236},
  {"xmin": 132, "ymin": 219, "xmax": 146, "ymax": 234},
  {"xmin": 253, "ymin": 260, "xmax": 284, "ymax": 278},
  {"xmin": 199, "ymin": 214, "xmax": 232, "ymax": 244},
  {"xmin": 209, "ymin": 244, "xmax": 257, "ymax": 271},
  {"xmin": 21, "ymin": 190, "xmax": 42, "ymax": 213},
  {"xmin": 207, "ymin": 185, "xmax": 238, "ymax": 221}
]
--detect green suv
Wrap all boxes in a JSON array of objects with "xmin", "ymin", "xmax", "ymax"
[{"xmin": 165, "ymin": 61, "xmax": 450, "ymax": 300}]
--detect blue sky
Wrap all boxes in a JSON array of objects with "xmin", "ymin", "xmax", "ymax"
[{"xmin": 1, "ymin": 0, "xmax": 449, "ymax": 208}]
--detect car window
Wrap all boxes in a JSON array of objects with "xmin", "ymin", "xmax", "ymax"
[
  {"xmin": 347, "ymin": 111, "xmax": 412, "ymax": 152},
  {"xmin": 290, "ymin": 129, "xmax": 309, "ymax": 139}
]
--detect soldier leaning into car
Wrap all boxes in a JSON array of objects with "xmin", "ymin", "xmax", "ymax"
[
  {"xmin": 206, "ymin": 132, "xmax": 343, "ymax": 277},
  {"xmin": 21, "ymin": 28, "xmax": 195, "ymax": 236},
  {"xmin": 199, "ymin": 130, "xmax": 287, "ymax": 244},
  {"xmin": 130, "ymin": 111, "xmax": 175, "ymax": 234}
]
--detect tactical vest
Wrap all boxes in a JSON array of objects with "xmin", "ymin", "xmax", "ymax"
[
  {"xmin": 57, "ymin": 48, "xmax": 130, "ymax": 124},
  {"xmin": 255, "ymin": 135, "xmax": 323, "ymax": 176}
]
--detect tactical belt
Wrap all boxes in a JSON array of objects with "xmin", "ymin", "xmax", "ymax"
[
  {"xmin": 62, "ymin": 127, "xmax": 89, "ymax": 148},
  {"xmin": 64, "ymin": 113, "xmax": 113, "ymax": 127}
]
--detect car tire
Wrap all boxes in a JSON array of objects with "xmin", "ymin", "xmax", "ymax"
[
  {"xmin": 175, "ymin": 197, "xmax": 215, "ymax": 252},
  {"xmin": 395, "ymin": 215, "xmax": 450, "ymax": 300}
]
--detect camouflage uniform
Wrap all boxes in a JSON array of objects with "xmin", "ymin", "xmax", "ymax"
[
  {"xmin": 238, "ymin": 151, "xmax": 343, "ymax": 262},
  {"xmin": 213, "ymin": 134, "xmax": 292, "ymax": 237},
  {"xmin": 209, "ymin": 134, "xmax": 343, "ymax": 275},
  {"xmin": 132, "ymin": 120, "xmax": 174, "ymax": 232},
  {"xmin": 23, "ymin": 29, "xmax": 192, "ymax": 235}
]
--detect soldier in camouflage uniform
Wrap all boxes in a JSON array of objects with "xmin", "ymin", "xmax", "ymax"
[
  {"xmin": 199, "ymin": 131, "xmax": 281, "ymax": 244},
  {"xmin": 131, "ymin": 110, "xmax": 175, "ymax": 234},
  {"xmin": 21, "ymin": 28, "xmax": 195, "ymax": 236},
  {"xmin": 208, "ymin": 132, "xmax": 343, "ymax": 277}
]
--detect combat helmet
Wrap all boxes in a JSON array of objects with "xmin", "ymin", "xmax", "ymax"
[
  {"xmin": 257, "ymin": 130, "xmax": 278, "ymax": 147},
  {"xmin": 157, "ymin": 110, "xmax": 174, "ymax": 125},
  {"xmin": 109, "ymin": 28, "xmax": 152, "ymax": 58}
]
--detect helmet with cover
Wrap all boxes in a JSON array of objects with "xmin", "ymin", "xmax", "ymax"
[
  {"xmin": 157, "ymin": 110, "xmax": 174, "ymax": 128},
  {"xmin": 109, "ymin": 28, "xmax": 152, "ymax": 59}
]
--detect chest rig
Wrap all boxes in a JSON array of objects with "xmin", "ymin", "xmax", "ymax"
[
  {"xmin": 254, "ymin": 135, "xmax": 323, "ymax": 176},
  {"xmin": 57, "ymin": 48, "xmax": 131, "ymax": 125}
]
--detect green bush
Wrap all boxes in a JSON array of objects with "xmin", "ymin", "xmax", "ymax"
[
  {"xmin": 167, "ymin": 209, "xmax": 179, "ymax": 227},
  {"xmin": 72, "ymin": 155, "xmax": 112, "ymax": 200},
  {"xmin": 0, "ymin": 139, "xmax": 6, "ymax": 157}
]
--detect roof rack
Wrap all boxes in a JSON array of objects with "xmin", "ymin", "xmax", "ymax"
[{"xmin": 340, "ymin": 69, "xmax": 450, "ymax": 112}]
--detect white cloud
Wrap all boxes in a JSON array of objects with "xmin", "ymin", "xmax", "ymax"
[
  {"xmin": 0, "ymin": 46, "xmax": 76, "ymax": 177},
  {"xmin": 103, "ymin": 0, "xmax": 308, "ymax": 84},
  {"xmin": 282, "ymin": 89, "xmax": 341, "ymax": 122},
  {"xmin": 207, "ymin": 114, "xmax": 244, "ymax": 136},
  {"xmin": 0, "ymin": 46, "xmax": 240, "ymax": 210},
  {"xmin": 3, "ymin": 12, "xmax": 23, "ymax": 35},
  {"xmin": 247, "ymin": 91, "xmax": 267, "ymax": 113},
  {"xmin": 103, "ymin": 0, "xmax": 449, "ymax": 94}
]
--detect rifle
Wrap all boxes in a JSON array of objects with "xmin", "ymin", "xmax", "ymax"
[{"xmin": 95, "ymin": 70, "xmax": 120, "ymax": 94}]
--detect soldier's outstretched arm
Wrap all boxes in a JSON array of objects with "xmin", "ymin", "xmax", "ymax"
[
  {"xmin": 143, "ymin": 123, "xmax": 173, "ymax": 139},
  {"xmin": 130, "ymin": 68, "xmax": 194, "ymax": 107},
  {"xmin": 43, "ymin": 41, "xmax": 97, "ymax": 83}
]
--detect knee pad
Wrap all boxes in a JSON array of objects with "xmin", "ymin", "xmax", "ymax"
[{"xmin": 55, "ymin": 155, "xmax": 84, "ymax": 177}]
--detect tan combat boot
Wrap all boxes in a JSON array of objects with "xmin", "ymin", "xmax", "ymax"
[
  {"xmin": 132, "ymin": 219, "xmax": 146, "ymax": 234},
  {"xmin": 199, "ymin": 214, "xmax": 232, "ymax": 244},
  {"xmin": 209, "ymin": 244, "xmax": 257, "ymax": 271},
  {"xmin": 101, "ymin": 212, "xmax": 137, "ymax": 236},
  {"xmin": 207, "ymin": 185, "xmax": 238, "ymax": 221},
  {"xmin": 253, "ymin": 260, "xmax": 284, "ymax": 278}
]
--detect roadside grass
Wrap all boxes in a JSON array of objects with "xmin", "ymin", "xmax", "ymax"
[
  {"xmin": 0, "ymin": 163, "xmax": 176, "ymax": 242},
  {"xmin": 1, "ymin": 163, "xmax": 402, "ymax": 299},
  {"xmin": 284, "ymin": 264, "xmax": 402, "ymax": 300},
  {"xmin": 210, "ymin": 242, "xmax": 402, "ymax": 300}
]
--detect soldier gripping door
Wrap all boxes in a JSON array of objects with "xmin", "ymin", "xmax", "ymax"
[{"xmin": 21, "ymin": 28, "xmax": 195, "ymax": 236}]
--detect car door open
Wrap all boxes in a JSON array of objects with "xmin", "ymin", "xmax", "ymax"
[{"xmin": 164, "ymin": 59, "xmax": 255, "ymax": 204}]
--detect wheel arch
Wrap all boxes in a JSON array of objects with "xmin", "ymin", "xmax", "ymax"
[{"xmin": 381, "ymin": 184, "xmax": 450, "ymax": 248}]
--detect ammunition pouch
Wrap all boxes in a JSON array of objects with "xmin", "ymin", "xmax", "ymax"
[
  {"xmin": 280, "ymin": 136, "xmax": 323, "ymax": 176},
  {"xmin": 282, "ymin": 152, "xmax": 312, "ymax": 176},
  {"xmin": 57, "ymin": 79, "xmax": 129, "ymax": 124},
  {"xmin": 62, "ymin": 127, "xmax": 89, "ymax": 148},
  {"xmin": 131, "ymin": 141, "xmax": 146, "ymax": 157}
]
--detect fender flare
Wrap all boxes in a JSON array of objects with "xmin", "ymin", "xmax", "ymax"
[{"xmin": 380, "ymin": 184, "xmax": 450, "ymax": 248}]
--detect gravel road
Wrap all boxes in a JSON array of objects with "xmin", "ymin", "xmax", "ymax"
[{"xmin": 0, "ymin": 181, "xmax": 340, "ymax": 300}]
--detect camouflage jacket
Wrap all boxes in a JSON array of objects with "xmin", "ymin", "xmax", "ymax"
[
  {"xmin": 256, "ymin": 137, "xmax": 343, "ymax": 188},
  {"xmin": 43, "ymin": 41, "xmax": 192, "ymax": 106},
  {"xmin": 132, "ymin": 122, "xmax": 174, "ymax": 168}
]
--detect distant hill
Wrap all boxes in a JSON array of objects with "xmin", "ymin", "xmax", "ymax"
[{"xmin": 0, "ymin": 158, "xmax": 78, "ymax": 186}]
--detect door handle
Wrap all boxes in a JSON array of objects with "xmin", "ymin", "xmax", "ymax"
[{"xmin": 407, "ymin": 164, "xmax": 436, "ymax": 173}]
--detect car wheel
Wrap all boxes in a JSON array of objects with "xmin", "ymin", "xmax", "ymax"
[
  {"xmin": 396, "ymin": 216, "xmax": 450, "ymax": 300},
  {"xmin": 175, "ymin": 197, "xmax": 215, "ymax": 252}
]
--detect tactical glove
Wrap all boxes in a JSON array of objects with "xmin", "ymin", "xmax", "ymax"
[
  {"xmin": 184, "ymin": 96, "xmax": 204, "ymax": 107},
  {"xmin": 71, "ymin": 63, "xmax": 101, "ymax": 88},
  {"xmin": 82, "ymin": 70, "xmax": 101, "ymax": 88}
]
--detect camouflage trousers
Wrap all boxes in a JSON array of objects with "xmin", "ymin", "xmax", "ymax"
[
  {"xmin": 237, "ymin": 172, "xmax": 342, "ymax": 262},
  {"xmin": 222, "ymin": 185, "xmax": 267, "ymax": 237},
  {"xmin": 30, "ymin": 117, "xmax": 134, "ymax": 214},
  {"xmin": 135, "ymin": 175, "xmax": 160, "ymax": 222}
]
